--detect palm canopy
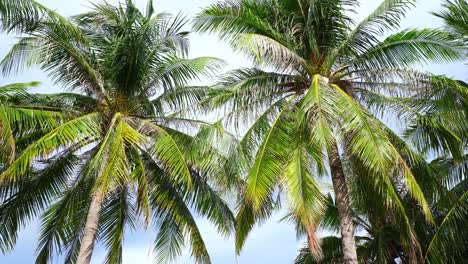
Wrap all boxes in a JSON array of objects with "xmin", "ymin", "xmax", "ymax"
[
  {"xmin": 194, "ymin": 0, "xmax": 465, "ymax": 261},
  {"xmin": 0, "ymin": 1, "xmax": 235, "ymax": 263}
]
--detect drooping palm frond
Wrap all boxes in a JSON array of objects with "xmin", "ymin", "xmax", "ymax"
[
  {"xmin": 145, "ymin": 154, "xmax": 231, "ymax": 264},
  {"xmin": 35, "ymin": 163, "xmax": 97, "ymax": 264},
  {"xmin": 0, "ymin": 151, "xmax": 79, "ymax": 254},
  {"xmin": 424, "ymin": 190, "xmax": 468, "ymax": 263},
  {"xmin": 0, "ymin": 81, "xmax": 63, "ymax": 165},
  {"xmin": 98, "ymin": 188, "xmax": 136, "ymax": 264},
  {"xmin": 0, "ymin": 0, "xmax": 49, "ymax": 33},
  {"xmin": 235, "ymin": 189, "xmax": 278, "ymax": 254},
  {"xmin": 0, "ymin": 113, "xmax": 102, "ymax": 184},
  {"xmin": 244, "ymin": 98, "xmax": 295, "ymax": 208}
]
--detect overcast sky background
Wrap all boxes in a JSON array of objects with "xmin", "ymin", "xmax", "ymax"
[{"xmin": 0, "ymin": 0, "xmax": 465, "ymax": 263}]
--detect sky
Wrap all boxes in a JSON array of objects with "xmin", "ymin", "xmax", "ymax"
[{"xmin": 0, "ymin": 0, "xmax": 465, "ymax": 263}]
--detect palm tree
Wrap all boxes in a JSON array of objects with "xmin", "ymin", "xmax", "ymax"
[
  {"xmin": 0, "ymin": 1, "xmax": 235, "ymax": 263},
  {"xmin": 194, "ymin": 0, "xmax": 464, "ymax": 262}
]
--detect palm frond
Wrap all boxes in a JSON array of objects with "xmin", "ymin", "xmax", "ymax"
[
  {"xmin": 0, "ymin": 151, "xmax": 79, "ymax": 254},
  {"xmin": 283, "ymin": 129, "xmax": 326, "ymax": 230},
  {"xmin": 352, "ymin": 29, "xmax": 464, "ymax": 70},
  {"xmin": 233, "ymin": 33, "xmax": 307, "ymax": 71},
  {"xmin": 193, "ymin": 0, "xmax": 284, "ymax": 43},
  {"xmin": 235, "ymin": 193, "xmax": 277, "ymax": 254},
  {"xmin": 432, "ymin": 0, "xmax": 468, "ymax": 44},
  {"xmin": 0, "ymin": 0, "xmax": 47, "ymax": 33},
  {"xmin": 35, "ymin": 171, "xmax": 95, "ymax": 264},
  {"xmin": 334, "ymin": 0, "xmax": 417, "ymax": 59},
  {"xmin": 245, "ymin": 98, "xmax": 295, "ymax": 208},
  {"xmin": 132, "ymin": 118, "xmax": 192, "ymax": 188},
  {"xmin": 99, "ymin": 188, "xmax": 136, "ymax": 264},
  {"xmin": 147, "ymin": 164, "xmax": 210, "ymax": 264},
  {"xmin": 0, "ymin": 113, "xmax": 102, "ymax": 184},
  {"xmin": 425, "ymin": 191, "xmax": 468, "ymax": 263},
  {"xmin": 155, "ymin": 57, "xmax": 224, "ymax": 91}
]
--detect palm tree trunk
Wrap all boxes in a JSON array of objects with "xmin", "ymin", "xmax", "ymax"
[
  {"xmin": 76, "ymin": 192, "xmax": 104, "ymax": 264},
  {"xmin": 328, "ymin": 144, "xmax": 358, "ymax": 264}
]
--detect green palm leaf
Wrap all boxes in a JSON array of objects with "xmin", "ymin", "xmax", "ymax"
[
  {"xmin": 425, "ymin": 191, "xmax": 468, "ymax": 263},
  {"xmin": 0, "ymin": 113, "xmax": 102, "ymax": 184},
  {"xmin": 245, "ymin": 98, "xmax": 295, "ymax": 208}
]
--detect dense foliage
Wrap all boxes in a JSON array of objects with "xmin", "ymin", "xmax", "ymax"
[
  {"xmin": 0, "ymin": 0, "xmax": 466, "ymax": 263},
  {"xmin": 194, "ymin": 0, "xmax": 466, "ymax": 263}
]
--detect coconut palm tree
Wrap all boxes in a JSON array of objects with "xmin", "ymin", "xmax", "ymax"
[
  {"xmin": 0, "ymin": 1, "xmax": 235, "ymax": 263},
  {"xmin": 194, "ymin": 0, "xmax": 464, "ymax": 262}
]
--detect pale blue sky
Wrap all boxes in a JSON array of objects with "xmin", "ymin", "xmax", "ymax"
[{"xmin": 0, "ymin": 0, "xmax": 465, "ymax": 263}]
